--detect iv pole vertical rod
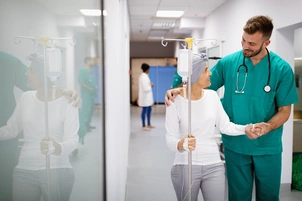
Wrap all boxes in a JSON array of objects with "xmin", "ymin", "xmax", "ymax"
[
  {"xmin": 13, "ymin": 35, "xmax": 76, "ymax": 201},
  {"xmin": 161, "ymin": 37, "xmax": 217, "ymax": 201},
  {"xmin": 40, "ymin": 36, "xmax": 51, "ymax": 201},
  {"xmin": 185, "ymin": 37, "xmax": 194, "ymax": 201}
]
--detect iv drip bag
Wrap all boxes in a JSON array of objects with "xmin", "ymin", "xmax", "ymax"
[
  {"xmin": 46, "ymin": 47, "xmax": 62, "ymax": 79},
  {"xmin": 177, "ymin": 49, "xmax": 192, "ymax": 81}
]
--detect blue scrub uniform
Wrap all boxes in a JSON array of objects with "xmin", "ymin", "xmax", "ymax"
[
  {"xmin": 209, "ymin": 50, "xmax": 299, "ymax": 201},
  {"xmin": 78, "ymin": 68, "xmax": 96, "ymax": 141}
]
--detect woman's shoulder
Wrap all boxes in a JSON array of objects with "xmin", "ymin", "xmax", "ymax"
[
  {"xmin": 20, "ymin": 90, "xmax": 36, "ymax": 99},
  {"xmin": 204, "ymin": 89, "xmax": 220, "ymax": 100}
]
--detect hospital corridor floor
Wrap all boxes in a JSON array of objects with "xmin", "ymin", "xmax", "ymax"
[{"xmin": 126, "ymin": 105, "xmax": 302, "ymax": 201}]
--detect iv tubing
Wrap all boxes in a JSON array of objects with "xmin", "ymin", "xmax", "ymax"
[
  {"xmin": 183, "ymin": 82, "xmax": 187, "ymax": 99},
  {"xmin": 52, "ymin": 84, "xmax": 56, "ymax": 101}
]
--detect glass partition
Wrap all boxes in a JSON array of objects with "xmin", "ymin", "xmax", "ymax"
[{"xmin": 0, "ymin": 0, "xmax": 105, "ymax": 200}]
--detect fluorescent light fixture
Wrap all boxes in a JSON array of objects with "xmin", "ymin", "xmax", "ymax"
[
  {"xmin": 156, "ymin": 10, "xmax": 184, "ymax": 18},
  {"xmin": 153, "ymin": 22, "xmax": 175, "ymax": 28},
  {"xmin": 80, "ymin": 9, "xmax": 107, "ymax": 16},
  {"xmin": 92, "ymin": 22, "xmax": 100, "ymax": 26},
  {"xmin": 148, "ymin": 36, "xmax": 164, "ymax": 40}
]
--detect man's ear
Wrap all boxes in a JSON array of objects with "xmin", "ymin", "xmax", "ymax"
[{"xmin": 264, "ymin": 39, "xmax": 271, "ymax": 47}]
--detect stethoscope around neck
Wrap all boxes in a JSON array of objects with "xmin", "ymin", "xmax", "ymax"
[{"xmin": 235, "ymin": 48, "xmax": 271, "ymax": 94}]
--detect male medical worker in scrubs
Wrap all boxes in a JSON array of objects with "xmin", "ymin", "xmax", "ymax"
[
  {"xmin": 165, "ymin": 15, "xmax": 299, "ymax": 201},
  {"xmin": 0, "ymin": 51, "xmax": 29, "ymax": 201},
  {"xmin": 77, "ymin": 57, "xmax": 97, "ymax": 144},
  {"xmin": 0, "ymin": 51, "xmax": 79, "ymax": 201}
]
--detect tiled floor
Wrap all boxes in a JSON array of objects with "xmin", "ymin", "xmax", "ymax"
[{"xmin": 126, "ymin": 105, "xmax": 302, "ymax": 201}]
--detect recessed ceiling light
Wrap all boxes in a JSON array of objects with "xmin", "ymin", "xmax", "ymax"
[
  {"xmin": 156, "ymin": 10, "xmax": 184, "ymax": 18},
  {"xmin": 153, "ymin": 22, "xmax": 175, "ymax": 28},
  {"xmin": 80, "ymin": 9, "xmax": 107, "ymax": 16},
  {"xmin": 148, "ymin": 36, "xmax": 164, "ymax": 40}
]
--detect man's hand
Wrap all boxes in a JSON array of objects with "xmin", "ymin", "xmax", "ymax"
[
  {"xmin": 245, "ymin": 124, "xmax": 259, "ymax": 139},
  {"xmin": 61, "ymin": 89, "xmax": 81, "ymax": 108},
  {"xmin": 245, "ymin": 122, "xmax": 271, "ymax": 139},
  {"xmin": 165, "ymin": 88, "xmax": 182, "ymax": 106},
  {"xmin": 253, "ymin": 122, "xmax": 271, "ymax": 136}
]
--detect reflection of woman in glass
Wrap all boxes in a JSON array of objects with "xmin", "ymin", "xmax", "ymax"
[{"xmin": 0, "ymin": 53, "xmax": 79, "ymax": 201}]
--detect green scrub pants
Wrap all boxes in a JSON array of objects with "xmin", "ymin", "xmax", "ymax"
[
  {"xmin": 78, "ymin": 95, "xmax": 95, "ymax": 139},
  {"xmin": 224, "ymin": 147, "xmax": 281, "ymax": 201}
]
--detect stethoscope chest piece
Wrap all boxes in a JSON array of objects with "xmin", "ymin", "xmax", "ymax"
[{"xmin": 264, "ymin": 85, "xmax": 271, "ymax": 93}]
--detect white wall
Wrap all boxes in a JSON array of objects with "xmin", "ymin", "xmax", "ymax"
[
  {"xmin": 0, "ymin": 1, "xmax": 78, "ymax": 91},
  {"xmin": 295, "ymin": 27, "xmax": 302, "ymax": 58},
  {"xmin": 0, "ymin": 0, "xmax": 59, "ymax": 65},
  {"xmin": 104, "ymin": 0, "xmax": 130, "ymax": 200},
  {"xmin": 58, "ymin": 28, "xmax": 76, "ymax": 90},
  {"xmin": 202, "ymin": 0, "xmax": 302, "ymax": 185}
]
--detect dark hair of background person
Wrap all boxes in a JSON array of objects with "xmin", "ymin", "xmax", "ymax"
[{"xmin": 141, "ymin": 63, "xmax": 150, "ymax": 72}]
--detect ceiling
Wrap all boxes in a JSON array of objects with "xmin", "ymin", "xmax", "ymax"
[
  {"xmin": 128, "ymin": 0, "xmax": 226, "ymax": 42},
  {"xmin": 34, "ymin": 0, "xmax": 226, "ymax": 42}
]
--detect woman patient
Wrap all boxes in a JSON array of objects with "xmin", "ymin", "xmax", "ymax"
[
  {"xmin": 0, "ymin": 53, "xmax": 79, "ymax": 201},
  {"xmin": 165, "ymin": 53, "xmax": 262, "ymax": 201}
]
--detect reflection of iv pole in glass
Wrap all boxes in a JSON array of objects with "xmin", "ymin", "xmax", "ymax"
[
  {"xmin": 13, "ymin": 35, "xmax": 76, "ymax": 201},
  {"xmin": 161, "ymin": 37, "xmax": 217, "ymax": 201}
]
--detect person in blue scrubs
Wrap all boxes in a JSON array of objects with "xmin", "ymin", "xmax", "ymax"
[
  {"xmin": 165, "ymin": 15, "xmax": 299, "ymax": 201},
  {"xmin": 77, "ymin": 57, "xmax": 97, "ymax": 144}
]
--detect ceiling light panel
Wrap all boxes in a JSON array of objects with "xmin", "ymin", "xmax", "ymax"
[
  {"xmin": 156, "ymin": 10, "xmax": 184, "ymax": 18},
  {"xmin": 147, "ymin": 36, "xmax": 164, "ymax": 40},
  {"xmin": 80, "ymin": 9, "xmax": 105, "ymax": 16},
  {"xmin": 152, "ymin": 22, "xmax": 175, "ymax": 29}
]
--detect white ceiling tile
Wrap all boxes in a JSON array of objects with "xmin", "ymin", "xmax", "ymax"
[
  {"xmin": 129, "ymin": 5, "xmax": 158, "ymax": 12},
  {"xmin": 34, "ymin": 0, "xmax": 227, "ymax": 41},
  {"xmin": 130, "ymin": 10, "xmax": 156, "ymax": 16},
  {"xmin": 128, "ymin": 0, "xmax": 161, "ymax": 6},
  {"xmin": 149, "ymin": 30, "xmax": 169, "ymax": 36}
]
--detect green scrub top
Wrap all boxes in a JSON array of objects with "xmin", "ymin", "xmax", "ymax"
[
  {"xmin": 0, "ymin": 51, "xmax": 29, "ymax": 127},
  {"xmin": 172, "ymin": 71, "xmax": 182, "ymax": 88},
  {"xmin": 209, "ymin": 50, "xmax": 299, "ymax": 155},
  {"xmin": 0, "ymin": 51, "xmax": 29, "ymax": 158},
  {"xmin": 78, "ymin": 67, "xmax": 96, "ymax": 98}
]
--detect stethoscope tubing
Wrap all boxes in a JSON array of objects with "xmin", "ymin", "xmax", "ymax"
[{"xmin": 236, "ymin": 48, "xmax": 271, "ymax": 93}]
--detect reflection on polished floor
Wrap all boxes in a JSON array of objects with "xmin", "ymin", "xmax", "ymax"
[{"xmin": 126, "ymin": 105, "xmax": 302, "ymax": 201}]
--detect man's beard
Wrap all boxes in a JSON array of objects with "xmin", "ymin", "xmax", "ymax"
[{"xmin": 243, "ymin": 44, "xmax": 263, "ymax": 58}]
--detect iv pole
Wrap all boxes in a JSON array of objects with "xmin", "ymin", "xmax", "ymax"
[
  {"xmin": 13, "ymin": 35, "xmax": 76, "ymax": 201},
  {"xmin": 161, "ymin": 37, "xmax": 217, "ymax": 201}
]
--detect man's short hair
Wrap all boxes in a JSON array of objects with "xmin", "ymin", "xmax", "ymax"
[{"xmin": 243, "ymin": 15, "xmax": 274, "ymax": 40}]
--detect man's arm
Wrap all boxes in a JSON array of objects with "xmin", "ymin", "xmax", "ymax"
[
  {"xmin": 80, "ymin": 83, "xmax": 94, "ymax": 91},
  {"xmin": 164, "ymin": 88, "xmax": 182, "ymax": 106},
  {"xmin": 254, "ymin": 105, "xmax": 292, "ymax": 135}
]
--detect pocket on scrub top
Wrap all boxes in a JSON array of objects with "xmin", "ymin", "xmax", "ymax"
[
  {"xmin": 257, "ymin": 131, "xmax": 282, "ymax": 147},
  {"xmin": 249, "ymin": 90, "xmax": 276, "ymax": 123}
]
